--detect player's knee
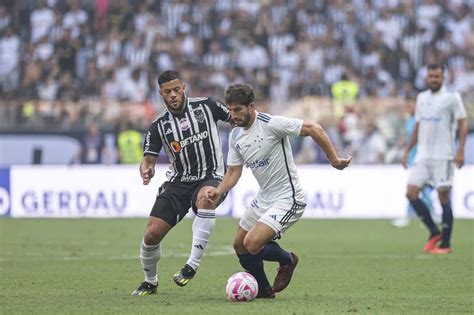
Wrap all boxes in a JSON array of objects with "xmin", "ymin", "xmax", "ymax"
[
  {"xmin": 233, "ymin": 238, "xmax": 246, "ymax": 255},
  {"xmin": 195, "ymin": 197, "xmax": 216, "ymax": 209},
  {"xmin": 406, "ymin": 190, "xmax": 417, "ymax": 201},
  {"xmin": 144, "ymin": 223, "xmax": 162, "ymax": 245},
  {"xmin": 243, "ymin": 237, "xmax": 262, "ymax": 255}
]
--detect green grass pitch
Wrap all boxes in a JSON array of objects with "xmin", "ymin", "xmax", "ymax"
[{"xmin": 0, "ymin": 218, "xmax": 472, "ymax": 314}]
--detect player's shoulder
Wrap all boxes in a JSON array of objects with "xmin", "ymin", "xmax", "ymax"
[
  {"xmin": 152, "ymin": 109, "xmax": 171, "ymax": 124},
  {"xmin": 256, "ymin": 112, "xmax": 272, "ymax": 123}
]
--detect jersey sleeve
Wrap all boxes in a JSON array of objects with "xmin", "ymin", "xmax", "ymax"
[
  {"xmin": 267, "ymin": 115, "xmax": 304, "ymax": 138},
  {"xmin": 143, "ymin": 120, "xmax": 162, "ymax": 156},
  {"xmin": 227, "ymin": 129, "xmax": 244, "ymax": 166},
  {"xmin": 453, "ymin": 92, "xmax": 467, "ymax": 120},
  {"xmin": 208, "ymin": 97, "xmax": 231, "ymax": 122}
]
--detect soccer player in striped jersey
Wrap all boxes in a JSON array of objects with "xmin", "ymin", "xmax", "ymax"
[
  {"xmin": 206, "ymin": 83, "xmax": 351, "ymax": 298},
  {"xmin": 132, "ymin": 70, "xmax": 231, "ymax": 296},
  {"xmin": 402, "ymin": 64, "xmax": 468, "ymax": 254}
]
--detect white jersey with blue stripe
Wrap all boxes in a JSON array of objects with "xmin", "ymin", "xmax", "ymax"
[{"xmin": 227, "ymin": 112, "xmax": 306, "ymax": 208}]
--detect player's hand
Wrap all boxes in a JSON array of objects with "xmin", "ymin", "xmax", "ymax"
[
  {"xmin": 331, "ymin": 155, "xmax": 352, "ymax": 170},
  {"xmin": 140, "ymin": 162, "xmax": 155, "ymax": 185},
  {"xmin": 401, "ymin": 152, "xmax": 409, "ymax": 169},
  {"xmin": 205, "ymin": 187, "xmax": 221, "ymax": 203},
  {"xmin": 455, "ymin": 149, "xmax": 464, "ymax": 169}
]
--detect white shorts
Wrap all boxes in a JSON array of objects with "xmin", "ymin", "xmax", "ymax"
[
  {"xmin": 408, "ymin": 160, "xmax": 454, "ymax": 190},
  {"xmin": 239, "ymin": 199, "xmax": 306, "ymax": 239}
]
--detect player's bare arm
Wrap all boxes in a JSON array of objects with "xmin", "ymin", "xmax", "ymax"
[
  {"xmin": 299, "ymin": 121, "xmax": 352, "ymax": 170},
  {"xmin": 140, "ymin": 155, "xmax": 157, "ymax": 185},
  {"xmin": 402, "ymin": 122, "xmax": 419, "ymax": 169},
  {"xmin": 455, "ymin": 118, "xmax": 468, "ymax": 168},
  {"xmin": 206, "ymin": 165, "xmax": 243, "ymax": 202}
]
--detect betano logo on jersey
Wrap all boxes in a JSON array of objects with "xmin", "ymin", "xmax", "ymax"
[
  {"xmin": 170, "ymin": 131, "xmax": 209, "ymax": 153},
  {"xmin": 246, "ymin": 157, "xmax": 270, "ymax": 170}
]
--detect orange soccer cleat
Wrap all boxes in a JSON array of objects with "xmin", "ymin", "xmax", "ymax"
[{"xmin": 423, "ymin": 234, "xmax": 442, "ymax": 252}]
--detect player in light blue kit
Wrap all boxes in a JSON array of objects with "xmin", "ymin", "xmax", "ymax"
[{"xmin": 206, "ymin": 83, "xmax": 351, "ymax": 298}]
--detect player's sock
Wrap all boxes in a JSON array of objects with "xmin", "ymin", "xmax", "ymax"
[
  {"xmin": 410, "ymin": 198, "xmax": 440, "ymax": 236},
  {"xmin": 186, "ymin": 209, "xmax": 216, "ymax": 271},
  {"xmin": 256, "ymin": 241, "xmax": 292, "ymax": 265},
  {"xmin": 140, "ymin": 240, "xmax": 161, "ymax": 286},
  {"xmin": 238, "ymin": 253, "xmax": 271, "ymax": 290},
  {"xmin": 440, "ymin": 202, "xmax": 453, "ymax": 248}
]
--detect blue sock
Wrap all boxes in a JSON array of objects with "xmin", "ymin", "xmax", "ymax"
[
  {"xmin": 409, "ymin": 198, "xmax": 440, "ymax": 237},
  {"xmin": 256, "ymin": 241, "xmax": 292, "ymax": 265},
  {"xmin": 440, "ymin": 203, "xmax": 453, "ymax": 248},
  {"xmin": 237, "ymin": 253, "xmax": 270, "ymax": 290}
]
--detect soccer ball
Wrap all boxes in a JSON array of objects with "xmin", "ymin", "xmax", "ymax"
[{"xmin": 225, "ymin": 272, "xmax": 258, "ymax": 302}]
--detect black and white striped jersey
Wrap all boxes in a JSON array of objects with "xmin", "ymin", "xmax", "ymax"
[{"xmin": 143, "ymin": 96, "xmax": 231, "ymax": 183}]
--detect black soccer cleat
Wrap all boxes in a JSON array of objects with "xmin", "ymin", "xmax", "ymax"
[
  {"xmin": 173, "ymin": 264, "xmax": 196, "ymax": 287},
  {"xmin": 131, "ymin": 281, "xmax": 157, "ymax": 296},
  {"xmin": 256, "ymin": 285, "xmax": 276, "ymax": 299}
]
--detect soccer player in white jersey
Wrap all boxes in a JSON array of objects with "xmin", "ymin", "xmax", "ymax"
[
  {"xmin": 206, "ymin": 83, "xmax": 351, "ymax": 298},
  {"xmin": 402, "ymin": 64, "xmax": 468, "ymax": 254}
]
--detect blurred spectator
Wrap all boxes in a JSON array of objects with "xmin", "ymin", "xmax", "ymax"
[
  {"xmin": 0, "ymin": 26, "xmax": 20, "ymax": 94},
  {"xmin": 331, "ymin": 73, "xmax": 359, "ymax": 118},
  {"xmin": 116, "ymin": 121, "xmax": 143, "ymax": 164},
  {"xmin": 352, "ymin": 123, "xmax": 388, "ymax": 164},
  {"xmin": 0, "ymin": 0, "xmax": 472, "ymax": 165},
  {"xmin": 74, "ymin": 121, "xmax": 105, "ymax": 164}
]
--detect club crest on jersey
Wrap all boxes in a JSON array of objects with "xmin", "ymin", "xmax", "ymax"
[
  {"xmin": 179, "ymin": 118, "xmax": 190, "ymax": 131},
  {"xmin": 193, "ymin": 109, "xmax": 205, "ymax": 123}
]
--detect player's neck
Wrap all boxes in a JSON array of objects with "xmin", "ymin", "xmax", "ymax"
[{"xmin": 243, "ymin": 111, "xmax": 256, "ymax": 130}]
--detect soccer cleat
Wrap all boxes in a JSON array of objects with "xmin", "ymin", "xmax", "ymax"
[
  {"xmin": 131, "ymin": 281, "xmax": 157, "ymax": 296},
  {"xmin": 423, "ymin": 234, "xmax": 442, "ymax": 253},
  {"xmin": 272, "ymin": 252, "xmax": 299, "ymax": 293},
  {"xmin": 429, "ymin": 246, "xmax": 452, "ymax": 254},
  {"xmin": 256, "ymin": 285, "xmax": 276, "ymax": 299},
  {"xmin": 173, "ymin": 264, "xmax": 196, "ymax": 287}
]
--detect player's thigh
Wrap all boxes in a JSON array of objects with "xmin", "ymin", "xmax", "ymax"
[
  {"xmin": 407, "ymin": 162, "xmax": 431, "ymax": 189},
  {"xmin": 239, "ymin": 205, "xmax": 262, "ymax": 232},
  {"xmin": 150, "ymin": 183, "xmax": 193, "ymax": 226},
  {"xmin": 432, "ymin": 160, "xmax": 454, "ymax": 191},
  {"xmin": 244, "ymin": 222, "xmax": 277, "ymax": 254},
  {"xmin": 192, "ymin": 178, "xmax": 226, "ymax": 210},
  {"xmin": 258, "ymin": 201, "xmax": 306, "ymax": 240}
]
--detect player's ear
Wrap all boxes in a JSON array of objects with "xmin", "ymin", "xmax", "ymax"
[{"xmin": 248, "ymin": 102, "xmax": 255, "ymax": 110}]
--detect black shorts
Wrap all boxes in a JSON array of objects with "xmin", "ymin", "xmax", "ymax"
[{"xmin": 150, "ymin": 177, "xmax": 225, "ymax": 226}]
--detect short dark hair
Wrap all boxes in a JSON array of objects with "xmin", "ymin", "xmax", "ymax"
[
  {"xmin": 224, "ymin": 83, "xmax": 254, "ymax": 106},
  {"xmin": 157, "ymin": 70, "xmax": 181, "ymax": 86},
  {"xmin": 427, "ymin": 63, "xmax": 444, "ymax": 73}
]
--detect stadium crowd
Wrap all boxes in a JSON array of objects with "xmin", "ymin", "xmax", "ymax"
[{"xmin": 0, "ymin": 0, "xmax": 473, "ymax": 164}]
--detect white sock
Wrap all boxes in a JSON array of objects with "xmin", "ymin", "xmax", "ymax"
[
  {"xmin": 186, "ymin": 209, "xmax": 216, "ymax": 271},
  {"xmin": 140, "ymin": 240, "xmax": 161, "ymax": 286}
]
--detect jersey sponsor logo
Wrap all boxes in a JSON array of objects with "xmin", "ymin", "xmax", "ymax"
[
  {"xmin": 179, "ymin": 118, "xmax": 190, "ymax": 131},
  {"xmin": 193, "ymin": 108, "xmax": 205, "ymax": 123},
  {"xmin": 144, "ymin": 131, "xmax": 151, "ymax": 151},
  {"xmin": 170, "ymin": 131, "xmax": 209, "ymax": 153},
  {"xmin": 419, "ymin": 116, "xmax": 441, "ymax": 122},
  {"xmin": 246, "ymin": 157, "xmax": 270, "ymax": 169},
  {"xmin": 181, "ymin": 174, "xmax": 199, "ymax": 182}
]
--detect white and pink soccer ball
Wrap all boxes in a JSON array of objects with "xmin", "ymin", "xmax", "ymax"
[{"xmin": 225, "ymin": 272, "xmax": 259, "ymax": 302}]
